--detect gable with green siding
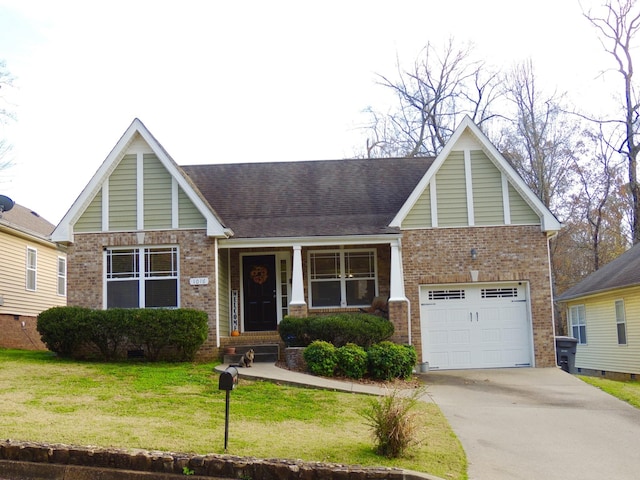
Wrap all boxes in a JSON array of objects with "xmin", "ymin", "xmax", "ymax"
[
  {"xmin": 509, "ymin": 183, "xmax": 539, "ymax": 224},
  {"xmin": 471, "ymin": 150, "xmax": 504, "ymax": 225},
  {"xmin": 143, "ymin": 154, "xmax": 172, "ymax": 229},
  {"xmin": 403, "ymin": 184, "xmax": 432, "ymax": 228},
  {"xmin": 436, "ymin": 151, "xmax": 468, "ymax": 227},
  {"xmin": 178, "ymin": 187, "xmax": 206, "ymax": 228},
  {"xmin": 402, "ymin": 148, "xmax": 541, "ymax": 229},
  {"xmin": 109, "ymin": 154, "xmax": 137, "ymax": 230},
  {"xmin": 75, "ymin": 188, "xmax": 102, "ymax": 232}
]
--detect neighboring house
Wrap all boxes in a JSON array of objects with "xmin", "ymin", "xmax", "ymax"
[
  {"xmin": 556, "ymin": 242, "xmax": 640, "ymax": 379},
  {"xmin": 52, "ymin": 117, "xmax": 561, "ymax": 369},
  {"xmin": 0, "ymin": 202, "xmax": 67, "ymax": 350}
]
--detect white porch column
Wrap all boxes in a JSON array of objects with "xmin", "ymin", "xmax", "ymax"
[
  {"xmin": 389, "ymin": 239, "xmax": 406, "ymax": 301},
  {"xmin": 290, "ymin": 245, "xmax": 306, "ymax": 306}
]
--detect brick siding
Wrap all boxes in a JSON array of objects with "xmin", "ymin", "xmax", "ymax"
[{"xmin": 401, "ymin": 225, "xmax": 556, "ymax": 367}]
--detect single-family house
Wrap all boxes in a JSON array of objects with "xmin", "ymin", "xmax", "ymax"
[
  {"xmin": 0, "ymin": 201, "xmax": 67, "ymax": 350},
  {"xmin": 556, "ymin": 242, "xmax": 640, "ymax": 379},
  {"xmin": 52, "ymin": 117, "xmax": 561, "ymax": 369}
]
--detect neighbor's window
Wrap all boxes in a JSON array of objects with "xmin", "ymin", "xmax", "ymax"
[
  {"xmin": 106, "ymin": 246, "xmax": 178, "ymax": 308},
  {"xmin": 615, "ymin": 300, "xmax": 627, "ymax": 345},
  {"xmin": 569, "ymin": 305, "xmax": 587, "ymax": 344},
  {"xmin": 26, "ymin": 247, "xmax": 37, "ymax": 291},
  {"xmin": 57, "ymin": 257, "xmax": 67, "ymax": 296},
  {"xmin": 309, "ymin": 250, "xmax": 377, "ymax": 308}
]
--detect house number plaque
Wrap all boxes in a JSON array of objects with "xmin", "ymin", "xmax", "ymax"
[{"xmin": 189, "ymin": 277, "xmax": 209, "ymax": 285}]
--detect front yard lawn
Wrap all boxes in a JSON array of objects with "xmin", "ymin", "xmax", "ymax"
[
  {"xmin": 579, "ymin": 375, "xmax": 640, "ymax": 409},
  {"xmin": 0, "ymin": 349, "xmax": 466, "ymax": 479}
]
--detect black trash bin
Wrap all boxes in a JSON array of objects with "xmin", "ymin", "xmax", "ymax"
[{"xmin": 555, "ymin": 336, "xmax": 578, "ymax": 374}]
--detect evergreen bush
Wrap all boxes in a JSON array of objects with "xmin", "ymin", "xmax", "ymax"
[
  {"xmin": 303, "ymin": 340, "xmax": 337, "ymax": 377},
  {"xmin": 367, "ymin": 341, "xmax": 417, "ymax": 381},
  {"xmin": 336, "ymin": 343, "xmax": 368, "ymax": 379}
]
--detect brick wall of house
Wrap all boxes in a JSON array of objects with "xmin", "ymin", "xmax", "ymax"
[
  {"xmin": 0, "ymin": 314, "xmax": 47, "ymax": 350},
  {"xmin": 401, "ymin": 225, "xmax": 556, "ymax": 367},
  {"xmin": 67, "ymin": 230, "xmax": 218, "ymax": 359}
]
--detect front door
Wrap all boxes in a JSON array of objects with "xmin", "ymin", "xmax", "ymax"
[{"xmin": 243, "ymin": 255, "xmax": 277, "ymax": 331}]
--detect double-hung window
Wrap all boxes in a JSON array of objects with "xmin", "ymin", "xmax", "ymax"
[
  {"xmin": 26, "ymin": 247, "xmax": 37, "ymax": 291},
  {"xmin": 106, "ymin": 246, "xmax": 179, "ymax": 308},
  {"xmin": 569, "ymin": 305, "xmax": 587, "ymax": 344},
  {"xmin": 57, "ymin": 257, "xmax": 67, "ymax": 296},
  {"xmin": 615, "ymin": 300, "xmax": 627, "ymax": 345},
  {"xmin": 309, "ymin": 249, "xmax": 377, "ymax": 308}
]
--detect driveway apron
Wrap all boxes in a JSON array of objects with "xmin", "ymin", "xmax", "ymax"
[{"xmin": 425, "ymin": 368, "xmax": 640, "ymax": 480}]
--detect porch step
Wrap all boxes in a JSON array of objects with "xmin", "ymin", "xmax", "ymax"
[{"xmin": 223, "ymin": 344, "xmax": 279, "ymax": 365}]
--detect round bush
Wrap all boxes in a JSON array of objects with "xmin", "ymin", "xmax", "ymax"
[
  {"xmin": 336, "ymin": 343, "xmax": 368, "ymax": 379},
  {"xmin": 303, "ymin": 341, "xmax": 337, "ymax": 377},
  {"xmin": 368, "ymin": 341, "xmax": 417, "ymax": 381}
]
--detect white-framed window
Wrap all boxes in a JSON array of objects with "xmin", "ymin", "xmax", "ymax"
[
  {"xmin": 26, "ymin": 247, "xmax": 37, "ymax": 291},
  {"xmin": 308, "ymin": 249, "xmax": 377, "ymax": 308},
  {"xmin": 569, "ymin": 305, "xmax": 587, "ymax": 344},
  {"xmin": 105, "ymin": 246, "xmax": 179, "ymax": 308},
  {"xmin": 57, "ymin": 257, "xmax": 67, "ymax": 296},
  {"xmin": 615, "ymin": 299, "xmax": 627, "ymax": 345}
]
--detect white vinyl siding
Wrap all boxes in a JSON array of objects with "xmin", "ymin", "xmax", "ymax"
[
  {"xmin": 26, "ymin": 247, "xmax": 37, "ymax": 291},
  {"xmin": 568, "ymin": 288, "xmax": 640, "ymax": 375}
]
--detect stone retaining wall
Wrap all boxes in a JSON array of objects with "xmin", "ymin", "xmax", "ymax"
[{"xmin": 0, "ymin": 440, "xmax": 440, "ymax": 480}]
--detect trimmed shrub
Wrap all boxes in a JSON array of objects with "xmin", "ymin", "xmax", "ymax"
[
  {"xmin": 37, "ymin": 306, "xmax": 92, "ymax": 357},
  {"xmin": 37, "ymin": 306, "xmax": 208, "ymax": 362},
  {"xmin": 278, "ymin": 313, "xmax": 394, "ymax": 348},
  {"xmin": 303, "ymin": 341, "xmax": 337, "ymax": 377},
  {"xmin": 367, "ymin": 342, "xmax": 417, "ymax": 381},
  {"xmin": 336, "ymin": 343, "xmax": 368, "ymax": 379}
]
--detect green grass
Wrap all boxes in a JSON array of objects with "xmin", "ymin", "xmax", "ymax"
[
  {"xmin": 578, "ymin": 375, "xmax": 640, "ymax": 409},
  {"xmin": 0, "ymin": 349, "xmax": 466, "ymax": 479}
]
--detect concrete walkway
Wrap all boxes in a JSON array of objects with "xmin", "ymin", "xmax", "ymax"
[{"xmin": 219, "ymin": 363, "xmax": 640, "ymax": 480}]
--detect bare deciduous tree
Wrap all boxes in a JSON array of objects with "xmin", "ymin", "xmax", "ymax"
[
  {"xmin": 0, "ymin": 60, "xmax": 15, "ymax": 173},
  {"xmin": 363, "ymin": 39, "xmax": 503, "ymax": 158},
  {"xmin": 584, "ymin": 0, "xmax": 640, "ymax": 244},
  {"xmin": 496, "ymin": 60, "xmax": 578, "ymax": 213}
]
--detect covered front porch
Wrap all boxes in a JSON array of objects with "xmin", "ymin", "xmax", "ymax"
[{"xmin": 215, "ymin": 236, "xmax": 409, "ymax": 357}]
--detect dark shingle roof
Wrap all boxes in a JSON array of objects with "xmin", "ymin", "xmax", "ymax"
[
  {"xmin": 556, "ymin": 242, "xmax": 640, "ymax": 301},
  {"xmin": 181, "ymin": 157, "xmax": 433, "ymax": 238},
  {"xmin": 0, "ymin": 203, "xmax": 55, "ymax": 238}
]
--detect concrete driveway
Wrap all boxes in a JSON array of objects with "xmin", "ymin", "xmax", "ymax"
[{"xmin": 425, "ymin": 368, "xmax": 640, "ymax": 480}]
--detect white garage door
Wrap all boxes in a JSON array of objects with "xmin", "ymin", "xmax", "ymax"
[{"xmin": 420, "ymin": 283, "xmax": 533, "ymax": 370}]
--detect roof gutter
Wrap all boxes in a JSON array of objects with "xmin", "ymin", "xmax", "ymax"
[{"xmin": 219, "ymin": 233, "xmax": 403, "ymax": 249}]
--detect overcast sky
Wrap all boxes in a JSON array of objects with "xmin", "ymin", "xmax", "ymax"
[{"xmin": 0, "ymin": 0, "xmax": 616, "ymax": 225}]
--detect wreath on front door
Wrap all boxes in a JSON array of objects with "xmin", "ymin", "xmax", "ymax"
[{"xmin": 250, "ymin": 265, "xmax": 269, "ymax": 285}]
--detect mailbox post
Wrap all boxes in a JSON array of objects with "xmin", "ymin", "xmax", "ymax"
[{"xmin": 218, "ymin": 366, "xmax": 238, "ymax": 451}]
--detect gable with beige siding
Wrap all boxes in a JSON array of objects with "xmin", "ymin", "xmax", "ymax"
[{"xmin": 566, "ymin": 287, "xmax": 640, "ymax": 375}]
